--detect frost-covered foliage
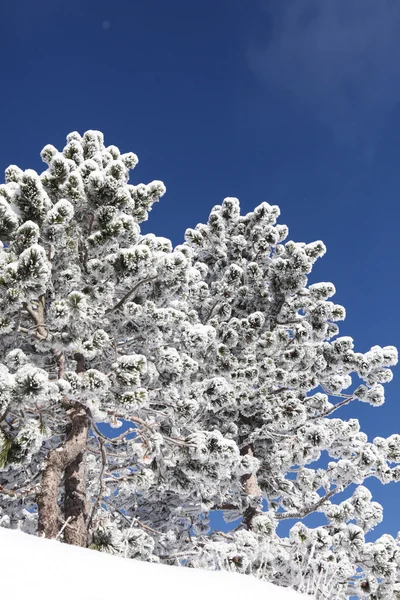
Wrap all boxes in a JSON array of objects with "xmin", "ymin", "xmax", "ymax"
[{"xmin": 0, "ymin": 131, "xmax": 399, "ymax": 599}]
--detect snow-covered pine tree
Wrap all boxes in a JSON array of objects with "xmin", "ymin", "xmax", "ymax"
[{"xmin": 0, "ymin": 131, "xmax": 399, "ymax": 598}]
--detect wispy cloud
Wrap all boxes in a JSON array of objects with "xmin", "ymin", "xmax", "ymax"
[{"xmin": 250, "ymin": 0, "xmax": 400, "ymax": 147}]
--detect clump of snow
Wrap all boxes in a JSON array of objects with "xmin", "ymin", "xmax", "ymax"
[{"xmin": 0, "ymin": 527, "xmax": 308, "ymax": 600}]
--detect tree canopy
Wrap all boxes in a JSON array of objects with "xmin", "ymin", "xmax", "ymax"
[{"xmin": 0, "ymin": 131, "xmax": 398, "ymax": 598}]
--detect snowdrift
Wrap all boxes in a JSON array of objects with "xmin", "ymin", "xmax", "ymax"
[{"xmin": 0, "ymin": 526, "xmax": 307, "ymax": 599}]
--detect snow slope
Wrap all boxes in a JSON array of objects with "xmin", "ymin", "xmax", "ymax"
[{"xmin": 0, "ymin": 526, "xmax": 308, "ymax": 600}]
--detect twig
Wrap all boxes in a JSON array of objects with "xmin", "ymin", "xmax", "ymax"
[
  {"xmin": 56, "ymin": 516, "xmax": 73, "ymax": 540},
  {"xmin": 86, "ymin": 446, "xmax": 121, "ymax": 458},
  {"xmin": 202, "ymin": 299, "xmax": 220, "ymax": 324},
  {"xmin": 159, "ymin": 551, "xmax": 200, "ymax": 561},
  {"xmin": 88, "ymin": 214, "xmax": 94, "ymax": 236},
  {"xmin": 321, "ymin": 384, "xmax": 354, "ymax": 400},
  {"xmin": 110, "ymin": 427, "xmax": 137, "ymax": 442},
  {"xmin": 0, "ymin": 484, "xmax": 18, "ymax": 498},
  {"xmin": 276, "ymin": 318, "xmax": 305, "ymax": 326},
  {"xmin": 0, "ymin": 481, "xmax": 39, "ymax": 499},
  {"xmin": 91, "ymin": 421, "xmax": 139, "ymax": 446}
]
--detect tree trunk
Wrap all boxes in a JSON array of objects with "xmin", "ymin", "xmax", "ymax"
[
  {"xmin": 238, "ymin": 293, "xmax": 286, "ymax": 527},
  {"xmin": 240, "ymin": 443, "xmax": 261, "ymax": 529},
  {"xmin": 36, "ymin": 451, "xmax": 64, "ymax": 539},
  {"xmin": 62, "ymin": 352, "xmax": 90, "ymax": 546},
  {"xmin": 37, "ymin": 401, "xmax": 90, "ymax": 543},
  {"xmin": 64, "ymin": 449, "xmax": 88, "ymax": 546}
]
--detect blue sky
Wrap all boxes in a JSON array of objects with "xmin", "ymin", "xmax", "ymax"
[{"xmin": 1, "ymin": 0, "xmax": 400, "ymax": 541}]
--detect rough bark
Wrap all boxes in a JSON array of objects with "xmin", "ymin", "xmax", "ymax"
[
  {"xmin": 64, "ymin": 449, "xmax": 88, "ymax": 546},
  {"xmin": 36, "ymin": 455, "xmax": 63, "ymax": 539},
  {"xmin": 61, "ymin": 352, "xmax": 90, "ymax": 546},
  {"xmin": 37, "ymin": 402, "xmax": 90, "ymax": 542}
]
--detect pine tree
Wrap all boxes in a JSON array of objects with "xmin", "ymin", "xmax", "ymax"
[{"xmin": 0, "ymin": 131, "xmax": 399, "ymax": 598}]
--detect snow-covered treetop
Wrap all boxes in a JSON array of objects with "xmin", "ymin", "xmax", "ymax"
[{"xmin": 0, "ymin": 131, "xmax": 398, "ymax": 599}]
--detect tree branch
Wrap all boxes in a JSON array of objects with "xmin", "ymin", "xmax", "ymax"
[
  {"xmin": 289, "ymin": 395, "xmax": 356, "ymax": 434},
  {"xmin": 104, "ymin": 499, "xmax": 162, "ymax": 536},
  {"xmin": 22, "ymin": 299, "xmax": 47, "ymax": 340},
  {"xmin": 311, "ymin": 396, "xmax": 355, "ymax": 420},
  {"xmin": 106, "ymin": 276, "xmax": 157, "ymax": 314},
  {"xmin": 210, "ymin": 503, "xmax": 240, "ymax": 512},
  {"xmin": 275, "ymin": 487, "xmax": 339, "ymax": 521},
  {"xmin": 53, "ymin": 350, "xmax": 65, "ymax": 379}
]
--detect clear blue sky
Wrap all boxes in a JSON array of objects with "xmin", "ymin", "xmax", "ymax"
[{"xmin": 1, "ymin": 0, "xmax": 400, "ymax": 541}]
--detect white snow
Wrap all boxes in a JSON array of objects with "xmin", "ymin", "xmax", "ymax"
[{"xmin": 0, "ymin": 526, "xmax": 308, "ymax": 600}]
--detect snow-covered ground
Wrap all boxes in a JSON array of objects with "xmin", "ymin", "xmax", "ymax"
[{"xmin": 0, "ymin": 526, "xmax": 308, "ymax": 599}]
